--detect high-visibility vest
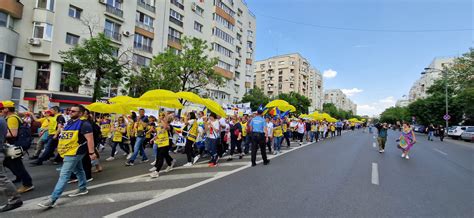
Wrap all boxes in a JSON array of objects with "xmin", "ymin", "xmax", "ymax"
[
  {"xmin": 113, "ymin": 124, "xmax": 126, "ymax": 142},
  {"xmin": 48, "ymin": 114, "xmax": 61, "ymax": 135},
  {"xmin": 187, "ymin": 121, "xmax": 198, "ymax": 142},
  {"xmin": 154, "ymin": 125, "xmax": 170, "ymax": 147},
  {"xmin": 241, "ymin": 122, "xmax": 247, "ymax": 137}
]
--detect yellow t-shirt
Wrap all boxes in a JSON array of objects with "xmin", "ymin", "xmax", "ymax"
[
  {"xmin": 330, "ymin": 125, "xmax": 336, "ymax": 131},
  {"xmin": 38, "ymin": 118, "xmax": 49, "ymax": 129},
  {"xmin": 6, "ymin": 114, "xmax": 20, "ymax": 130},
  {"xmin": 273, "ymin": 125, "xmax": 283, "ymax": 137},
  {"xmin": 154, "ymin": 126, "xmax": 169, "ymax": 147}
]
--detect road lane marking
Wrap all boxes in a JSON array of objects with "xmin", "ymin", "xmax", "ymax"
[
  {"xmin": 371, "ymin": 163, "xmax": 379, "ymax": 185},
  {"xmin": 104, "ymin": 142, "xmax": 314, "ymax": 218},
  {"xmin": 106, "ymin": 197, "xmax": 116, "ymax": 203},
  {"xmin": 372, "ymin": 142, "xmax": 376, "ymax": 148},
  {"xmin": 433, "ymin": 148, "xmax": 448, "ymax": 156}
]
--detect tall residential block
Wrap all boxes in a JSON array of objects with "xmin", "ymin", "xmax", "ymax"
[
  {"xmin": 254, "ymin": 53, "xmax": 324, "ymax": 110},
  {"xmin": 323, "ymin": 89, "xmax": 357, "ymax": 115},
  {"xmin": 0, "ymin": 0, "xmax": 256, "ymax": 110},
  {"xmin": 408, "ymin": 57, "xmax": 454, "ymax": 102}
]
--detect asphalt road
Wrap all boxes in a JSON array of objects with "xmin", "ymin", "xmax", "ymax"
[{"xmin": 2, "ymin": 129, "xmax": 473, "ymax": 217}]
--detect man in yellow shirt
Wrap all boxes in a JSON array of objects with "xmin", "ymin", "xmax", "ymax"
[
  {"xmin": 31, "ymin": 106, "xmax": 65, "ymax": 166},
  {"xmin": 1, "ymin": 101, "xmax": 34, "ymax": 194},
  {"xmin": 30, "ymin": 110, "xmax": 51, "ymax": 159}
]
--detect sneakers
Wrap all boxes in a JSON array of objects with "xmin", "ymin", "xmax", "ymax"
[
  {"xmin": 125, "ymin": 161, "xmax": 134, "ymax": 166},
  {"xmin": 99, "ymin": 144, "xmax": 105, "ymax": 152},
  {"xmin": 87, "ymin": 178, "xmax": 94, "ymax": 182},
  {"xmin": 68, "ymin": 189, "xmax": 89, "ymax": 197},
  {"xmin": 149, "ymin": 166, "xmax": 157, "ymax": 172},
  {"xmin": 165, "ymin": 159, "xmax": 176, "ymax": 172},
  {"xmin": 379, "ymin": 150, "xmax": 382, "ymax": 153},
  {"xmin": 106, "ymin": 157, "xmax": 115, "ymax": 161},
  {"xmin": 151, "ymin": 160, "xmax": 156, "ymax": 166},
  {"xmin": 17, "ymin": 185, "xmax": 34, "ymax": 194},
  {"xmin": 405, "ymin": 155, "xmax": 410, "ymax": 160},
  {"xmin": 0, "ymin": 201, "xmax": 22, "ymax": 212},
  {"xmin": 193, "ymin": 155, "xmax": 200, "ymax": 164},
  {"xmin": 37, "ymin": 198, "xmax": 56, "ymax": 208},
  {"xmin": 149, "ymin": 171, "xmax": 159, "ymax": 178},
  {"xmin": 183, "ymin": 162, "xmax": 193, "ymax": 167},
  {"xmin": 273, "ymin": 151, "xmax": 277, "ymax": 155},
  {"xmin": 239, "ymin": 153, "xmax": 244, "ymax": 159},
  {"xmin": 114, "ymin": 151, "xmax": 118, "ymax": 156},
  {"xmin": 401, "ymin": 153, "xmax": 406, "ymax": 158},
  {"xmin": 141, "ymin": 159, "xmax": 149, "ymax": 163},
  {"xmin": 126, "ymin": 153, "xmax": 132, "ymax": 160},
  {"xmin": 381, "ymin": 149, "xmax": 385, "ymax": 153}
]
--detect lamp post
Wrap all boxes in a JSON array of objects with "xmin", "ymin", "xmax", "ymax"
[{"xmin": 421, "ymin": 67, "xmax": 449, "ymax": 130}]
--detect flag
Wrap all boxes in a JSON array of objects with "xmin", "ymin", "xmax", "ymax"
[
  {"xmin": 280, "ymin": 110, "xmax": 290, "ymax": 119},
  {"xmin": 275, "ymin": 107, "xmax": 281, "ymax": 117}
]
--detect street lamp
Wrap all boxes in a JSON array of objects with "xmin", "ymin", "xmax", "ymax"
[{"xmin": 421, "ymin": 67, "xmax": 449, "ymax": 130}]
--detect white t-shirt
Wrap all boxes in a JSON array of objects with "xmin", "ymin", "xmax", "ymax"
[
  {"xmin": 297, "ymin": 122, "xmax": 305, "ymax": 133},
  {"xmin": 208, "ymin": 120, "xmax": 220, "ymax": 139},
  {"xmin": 219, "ymin": 118, "xmax": 227, "ymax": 132},
  {"xmin": 266, "ymin": 122, "xmax": 274, "ymax": 136}
]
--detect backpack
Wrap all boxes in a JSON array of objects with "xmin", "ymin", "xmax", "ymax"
[{"xmin": 7, "ymin": 115, "xmax": 33, "ymax": 151}]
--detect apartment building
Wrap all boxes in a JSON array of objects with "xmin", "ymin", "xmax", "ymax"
[
  {"xmin": 408, "ymin": 57, "xmax": 454, "ymax": 102},
  {"xmin": 0, "ymin": 0, "xmax": 256, "ymax": 111},
  {"xmin": 254, "ymin": 53, "xmax": 324, "ymax": 110},
  {"xmin": 323, "ymin": 89, "xmax": 357, "ymax": 114}
]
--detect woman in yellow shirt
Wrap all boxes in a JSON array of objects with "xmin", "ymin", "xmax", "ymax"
[
  {"xmin": 149, "ymin": 117, "xmax": 176, "ymax": 178},
  {"xmin": 106, "ymin": 116, "xmax": 130, "ymax": 161},
  {"xmin": 272, "ymin": 117, "xmax": 284, "ymax": 154}
]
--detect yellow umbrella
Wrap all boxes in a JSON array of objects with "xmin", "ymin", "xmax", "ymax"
[
  {"xmin": 278, "ymin": 104, "xmax": 296, "ymax": 112},
  {"xmin": 85, "ymin": 102, "xmax": 113, "ymax": 114},
  {"xmin": 176, "ymin": 91, "xmax": 204, "ymax": 105},
  {"xmin": 108, "ymin": 103, "xmax": 136, "ymax": 115},
  {"xmin": 265, "ymin": 99, "xmax": 290, "ymax": 108},
  {"xmin": 108, "ymin": 96, "xmax": 135, "ymax": 104},
  {"xmin": 202, "ymin": 98, "xmax": 226, "ymax": 117},
  {"xmin": 128, "ymin": 99, "xmax": 184, "ymax": 110},
  {"xmin": 139, "ymin": 89, "xmax": 179, "ymax": 101}
]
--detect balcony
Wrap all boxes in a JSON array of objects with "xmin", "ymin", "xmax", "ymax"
[
  {"xmin": 137, "ymin": 0, "xmax": 155, "ymax": 12},
  {"xmin": 33, "ymin": 8, "xmax": 54, "ymax": 24},
  {"xmin": 105, "ymin": 4, "xmax": 123, "ymax": 19},
  {"xmin": 0, "ymin": 0, "xmax": 23, "ymax": 18},
  {"xmin": 170, "ymin": 0, "xmax": 184, "ymax": 10},
  {"xmin": 29, "ymin": 39, "xmax": 52, "ymax": 56},
  {"xmin": 246, "ymin": 58, "xmax": 252, "ymax": 65},
  {"xmin": 133, "ymin": 42, "xmax": 153, "ymax": 53},
  {"xmin": 136, "ymin": 21, "xmax": 154, "ymax": 32},
  {"xmin": 0, "ymin": 27, "xmax": 18, "ymax": 55},
  {"xmin": 104, "ymin": 29, "xmax": 121, "ymax": 42},
  {"xmin": 215, "ymin": 6, "xmax": 235, "ymax": 25},
  {"xmin": 169, "ymin": 16, "xmax": 183, "ymax": 27},
  {"xmin": 213, "ymin": 66, "xmax": 233, "ymax": 79},
  {"xmin": 167, "ymin": 35, "xmax": 182, "ymax": 50}
]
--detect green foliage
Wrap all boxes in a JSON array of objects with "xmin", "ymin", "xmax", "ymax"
[
  {"xmin": 322, "ymin": 103, "xmax": 355, "ymax": 120},
  {"xmin": 380, "ymin": 106, "xmax": 410, "ymax": 124},
  {"xmin": 60, "ymin": 33, "xmax": 129, "ymax": 101},
  {"xmin": 126, "ymin": 37, "xmax": 224, "ymax": 97},
  {"xmin": 277, "ymin": 92, "xmax": 311, "ymax": 114},
  {"xmin": 240, "ymin": 88, "xmax": 270, "ymax": 111}
]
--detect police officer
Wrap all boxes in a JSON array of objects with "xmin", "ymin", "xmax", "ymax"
[
  {"xmin": 249, "ymin": 108, "xmax": 270, "ymax": 167},
  {"xmin": 0, "ymin": 102, "xmax": 22, "ymax": 212}
]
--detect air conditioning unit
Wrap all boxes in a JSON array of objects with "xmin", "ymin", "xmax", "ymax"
[
  {"xmin": 122, "ymin": 31, "xmax": 131, "ymax": 37},
  {"xmin": 28, "ymin": 38, "xmax": 41, "ymax": 46},
  {"xmin": 191, "ymin": 2, "xmax": 197, "ymax": 11}
]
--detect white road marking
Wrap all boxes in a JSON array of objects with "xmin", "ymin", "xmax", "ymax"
[
  {"xmin": 372, "ymin": 142, "xmax": 376, "ymax": 148},
  {"xmin": 103, "ymin": 142, "xmax": 313, "ymax": 218},
  {"xmin": 433, "ymin": 148, "xmax": 448, "ymax": 156},
  {"xmin": 106, "ymin": 197, "xmax": 116, "ymax": 203},
  {"xmin": 371, "ymin": 163, "xmax": 379, "ymax": 185}
]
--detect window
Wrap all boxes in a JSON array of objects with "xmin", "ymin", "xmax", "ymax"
[
  {"xmin": 235, "ymin": 71, "xmax": 240, "ymax": 79},
  {"xmin": 171, "ymin": 0, "xmax": 184, "ymax": 10},
  {"xmin": 104, "ymin": 20, "xmax": 121, "ymax": 41},
  {"xmin": 106, "ymin": 0, "xmax": 121, "ymax": 8},
  {"xmin": 168, "ymin": 27, "xmax": 181, "ymax": 42},
  {"xmin": 195, "ymin": 5, "xmax": 204, "ymax": 16},
  {"xmin": 65, "ymin": 33, "xmax": 79, "ymax": 45},
  {"xmin": 214, "ymin": 0, "xmax": 235, "ymax": 17},
  {"xmin": 169, "ymin": 9, "xmax": 184, "ymax": 26},
  {"xmin": 217, "ymin": 60, "xmax": 232, "ymax": 71},
  {"xmin": 0, "ymin": 53, "xmax": 12, "ymax": 80},
  {"xmin": 68, "ymin": 5, "xmax": 82, "ymax": 19},
  {"xmin": 138, "ymin": 0, "xmax": 156, "ymax": 12},
  {"xmin": 37, "ymin": 0, "xmax": 55, "ymax": 11},
  {"xmin": 60, "ymin": 68, "xmax": 79, "ymax": 93},
  {"xmin": 33, "ymin": 22, "xmax": 53, "ymax": 41},
  {"xmin": 13, "ymin": 67, "xmax": 23, "ymax": 88},
  {"xmin": 136, "ymin": 11, "xmax": 154, "ymax": 30},
  {"xmin": 235, "ymin": 59, "xmax": 241, "ymax": 68},
  {"xmin": 132, "ymin": 54, "xmax": 151, "ymax": 67},
  {"xmin": 133, "ymin": 33, "xmax": 153, "ymax": 53},
  {"xmin": 213, "ymin": 43, "xmax": 232, "ymax": 58},
  {"xmin": 194, "ymin": 21, "xmax": 203, "ymax": 32},
  {"xmin": 0, "ymin": 12, "xmax": 7, "ymax": 27},
  {"xmin": 104, "ymin": 84, "xmax": 118, "ymax": 98},
  {"xmin": 213, "ymin": 13, "xmax": 234, "ymax": 31},
  {"xmin": 212, "ymin": 27, "xmax": 234, "ymax": 45},
  {"xmin": 36, "ymin": 62, "xmax": 50, "ymax": 90}
]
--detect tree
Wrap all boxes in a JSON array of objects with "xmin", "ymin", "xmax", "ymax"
[
  {"xmin": 60, "ymin": 33, "xmax": 129, "ymax": 101},
  {"xmin": 126, "ymin": 37, "xmax": 224, "ymax": 97},
  {"xmin": 240, "ymin": 88, "xmax": 270, "ymax": 111},
  {"xmin": 277, "ymin": 92, "xmax": 311, "ymax": 114},
  {"xmin": 380, "ymin": 106, "xmax": 410, "ymax": 124},
  {"xmin": 322, "ymin": 103, "xmax": 355, "ymax": 120}
]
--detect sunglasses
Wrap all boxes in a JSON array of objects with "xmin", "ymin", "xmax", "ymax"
[{"xmin": 70, "ymin": 110, "xmax": 80, "ymax": 113}]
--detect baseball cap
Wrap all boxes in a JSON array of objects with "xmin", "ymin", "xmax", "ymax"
[{"xmin": 1, "ymin": 101, "xmax": 15, "ymax": 108}]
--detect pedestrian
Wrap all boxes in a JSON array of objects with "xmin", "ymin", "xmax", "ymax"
[
  {"xmin": 272, "ymin": 117, "xmax": 283, "ymax": 154},
  {"xmin": 206, "ymin": 113, "xmax": 220, "ymax": 167},
  {"xmin": 336, "ymin": 120, "xmax": 343, "ymax": 136},
  {"xmin": 0, "ymin": 103, "xmax": 23, "ymax": 212},
  {"xmin": 240, "ymin": 115, "xmax": 250, "ymax": 154},
  {"xmin": 397, "ymin": 122, "xmax": 416, "ymax": 160},
  {"xmin": 296, "ymin": 119, "xmax": 305, "ymax": 145},
  {"xmin": 38, "ymin": 105, "xmax": 97, "ymax": 208},
  {"xmin": 249, "ymin": 108, "xmax": 269, "ymax": 166},
  {"xmin": 125, "ymin": 112, "xmax": 149, "ymax": 166},
  {"xmin": 106, "ymin": 116, "xmax": 129, "ymax": 161},
  {"xmin": 30, "ymin": 110, "xmax": 51, "ymax": 160},
  {"xmin": 183, "ymin": 112, "xmax": 200, "ymax": 166},
  {"xmin": 228, "ymin": 115, "xmax": 243, "ymax": 161},
  {"xmin": 282, "ymin": 117, "xmax": 291, "ymax": 148},
  {"xmin": 310, "ymin": 121, "xmax": 317, "ymax": 142},
  {"xmin": 438, "ymin": 125, "xmax": 445, "ymax": 141},
  {"xmin": 426, "ymin": 124, "xmax": 435, "ymax": 141},
  {"xmin": 1, "ymin": 101, "xmax": 34, "ymax": 194},
  {"xmin": 265, "ymin": 116, "xmax": 273, "ymax": 153},
  {"xmin": 376, "ymin": 123, "xmax": 388, "ymax": 153},
  {"xmin": 149, "ymin": 116, "xmax": 176, "ymax": 178},
  {"xmin": 99, "ymin": 115, "xmax": 111, "ymax": 151}
]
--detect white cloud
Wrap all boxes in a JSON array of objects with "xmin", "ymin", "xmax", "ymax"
[
  {"xmin": 357, "ymin": 96, "xmax": 396, "ymax": 117},
  {"xmin": 341, "ymin": 88, "xmax": 363, "ymax": 96},
  {"xmin": 323, "ymin": 69, "xmax": 337, "ymax": 78}
]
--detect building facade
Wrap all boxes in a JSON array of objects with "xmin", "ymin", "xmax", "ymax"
[
  {"xmin": 323, "ymin": 89, "xmax": 357, "ymax": 114},
  {"xmin": 408, "ymin": 57, "xmax": 454, "ymax": 102},
  {"xmin": 253, "ymin": 53, "xmax": 324, "ymax": 110},
  {"xmin": 0, "ymin": 0, "xmax": 255, "ymax": 111}
]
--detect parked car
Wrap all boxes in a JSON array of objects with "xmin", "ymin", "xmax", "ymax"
[
  {"xmin": 460, "ymin": 127, "xmax": 474, "ymax": 142},
  {"xmin": 413, "ymin": 125, "xmax": 426, "ymax": 133},
  {"xmin": 448, "ymin": 126, "xmax": 467, "ymax": 139}
]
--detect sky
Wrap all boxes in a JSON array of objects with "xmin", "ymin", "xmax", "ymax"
[{"xmin": 245, "ymin": 0, "xmax": 473, "ymax": 116}]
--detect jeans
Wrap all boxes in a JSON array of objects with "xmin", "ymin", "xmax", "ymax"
[
  {"xmin": 0, "ymin": 153, "xmax": 21, "ymax": 205},
  {"xmin": 129, "ymin": 136, "xmax": 147, "ymax": 163},
  {"xmin": 428, "ymin": 131, "xmax": 434, "ymax": 141},
  {"xmin": 273, "ymin": 136, "xmax": 282, "ymax": 152},
  {"xmin": 310, "ymin": 131, "xmax": 316, "ymax": 142},
  {"xmin": 206, "ymin": 138, "xmax": 218, "ymax": 164},
  {"xmin": 51, "ymin": 155, "xmax": 86, "ymax": 202},
  {"xmin": 111, "ymin": 141, "xmax": 129, "ymax": 157},
  {"xmin": 37, "ymin": 136, "xmax": 58, "ymax": 163},
  {"xmin": 283, "ymin": 131, "xmax": 291, "ymax": 147},
  {"xmin": 243, "ymin": 135, "xmax": 251, "ymax": 154}
]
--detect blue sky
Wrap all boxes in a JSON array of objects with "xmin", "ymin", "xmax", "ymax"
[{"xmin": 246, "ymin": 0, "xmax": 473, "ymax": 116}]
